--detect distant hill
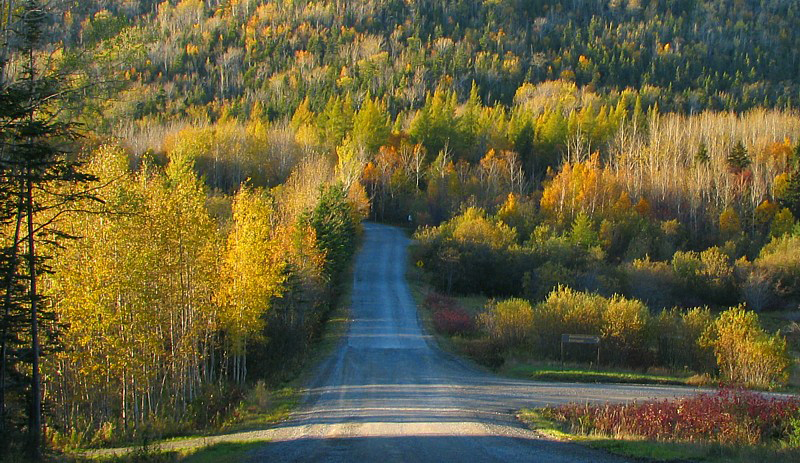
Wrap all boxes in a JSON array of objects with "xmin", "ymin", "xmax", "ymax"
[{"xmin": 42, "ymin": 0, "xmax": 800, "ymax": 125}]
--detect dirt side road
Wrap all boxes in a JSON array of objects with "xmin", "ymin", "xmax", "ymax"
[{"xmin": 246, "ymin": 223, "xmax": 698, "ymax": 462}]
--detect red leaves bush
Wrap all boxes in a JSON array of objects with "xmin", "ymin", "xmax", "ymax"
[
  {"xmin": 547, "ymin": 389, "xmax": 800, "ymax": 445},
  {"xmin": 425, "ymin": 292, "xmax": 475, "ymax": 336},
  {"xmin": 433, "ymin": 308, "xmax": 475, "ymax": 335}
]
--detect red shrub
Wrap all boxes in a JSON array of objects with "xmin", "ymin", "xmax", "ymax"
[
  {"xmin": 425, "ymin": 292, "xmax": 476, "ymax": 336},
  {"xmin": 433, "ymin": 307, "xmax": 475, "ymax": 336},
  {"xmin": 548, "ymin": 388, "xmax": 800, "ymax": 445}
]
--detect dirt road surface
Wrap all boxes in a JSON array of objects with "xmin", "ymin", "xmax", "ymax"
[{"xmin": 246, "ymin": 223, "xmax": 698, "ymax": 462}]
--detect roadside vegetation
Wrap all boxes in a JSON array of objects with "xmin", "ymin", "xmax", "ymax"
[
  {"xmin": 519, "ymin": 388, "xmax": 800, "ymax": 463},
  {"xmin": 58, "ymin": 263, "xmax": 355, "ymax": 463},
  {"xmin": 417, "ymin": 283, "xmax": 796, "ymax": 390}
]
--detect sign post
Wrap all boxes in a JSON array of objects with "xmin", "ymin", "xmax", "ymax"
[{"xmin": 560, "ymin": 334, "xmax": 601, "ymax": 366}]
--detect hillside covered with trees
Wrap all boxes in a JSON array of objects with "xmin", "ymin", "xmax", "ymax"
[{"xmin": 1, "ymin": 0, "xmax": 800, "ymax": 460}]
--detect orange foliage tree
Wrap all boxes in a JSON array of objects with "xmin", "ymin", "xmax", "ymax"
[{"xmin": 540, "ymin": 153, "xmax": 631, "ymax": 228}]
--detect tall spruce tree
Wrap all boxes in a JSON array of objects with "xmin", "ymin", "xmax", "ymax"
[
  {"xmin": 0, "ymin": 1, "xmax": 96, "ymax": 458},
  {"xmin": 727, "ymin": 140, "xmax": 751, "ymax": 171},
  {"xmin": 782, "ymin": 142, "xmax": 800, "ymax": 218}
]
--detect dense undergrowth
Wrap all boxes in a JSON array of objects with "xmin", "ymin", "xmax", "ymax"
[
  {"xmin": 545, "ymin": 389, "xmax": 800, "ymax": 446},
  {"xmin": 519, "ymin": 389, "xmax": 800, "ymax": 462}
]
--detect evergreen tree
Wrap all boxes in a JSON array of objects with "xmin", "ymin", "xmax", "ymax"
[
  {"xmin": 726, "ymin": 140, "xmax": 751, "ymax": 171},
  {"xmin": 782, "ymin": 143, "xmax": 800, "ymax": 217},
  {"xmin": 0, "ymin": 1, "xmax": 96, "ymax": 457},
  {"xmin": 632, "ymin": 95, "xmax": 646, "ymax": 132},
  {"xmin": 351, "ymin": 96, "xmax": 390, "ymax": 154},
  {"xmin": 319, "ymin": 94, "xmax": 354, "ymax": 149},
  {"xmin": 695, "ymin": 141, "xmax": 709, "ymax": 164},
  {"xmin": 303, "ymin": 183, "xmax": 357, "ymax": 281},
  {"xmin": 570, "ymin": 211, "xmax": 599, "ymax": 248}
]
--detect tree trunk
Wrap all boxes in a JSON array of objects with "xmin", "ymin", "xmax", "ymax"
[{"xmin": 26, "ymin": 175, "xmax": 41, "ymax": 461}]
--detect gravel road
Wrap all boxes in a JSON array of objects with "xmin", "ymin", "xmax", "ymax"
[{"xmin": 246, "ymin": 223, "xmax": 699, "ymax": 462}]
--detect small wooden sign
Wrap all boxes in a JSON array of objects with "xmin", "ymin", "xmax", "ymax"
[
  {"xmin": 561, "ymin": 334, "xmax": 601, "ymax": 365},
  {"xmin": 561, "ymin": 334, "xmax": 600, "ymax": 345}
]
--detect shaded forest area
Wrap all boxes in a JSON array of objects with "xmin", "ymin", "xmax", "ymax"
[{"xmin": 1, "ymin": 0, "xmax": 800, "ymax": 460}]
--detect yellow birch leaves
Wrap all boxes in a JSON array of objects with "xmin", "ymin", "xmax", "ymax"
[{"xmin": 219, "ymin": 186, "xmax": 287, "ymax": 354}]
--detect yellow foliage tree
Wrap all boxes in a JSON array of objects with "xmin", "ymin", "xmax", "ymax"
[
  {"xmin": 219, "ymin": 186, "xmax": 287, "ymax": 382},
  {"xmin": 754, "ymin": 200, "xmax": 779, "ymax": 227},
  {"xmin": 770, "ymin": 208, "xmax": 796, "ymax": 237},
  {"xmin": 700, "ymin": 305, "xmax": 791, "ymax": 388},
  {"xmin": 719, "ymin": 206, "xmax": 741, "ymax": 238},
  {"xmin": 540, "ymin": 153, "xmax": 628, "ymax": 228}
]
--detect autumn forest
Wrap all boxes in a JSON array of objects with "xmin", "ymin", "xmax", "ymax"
[{"xmin": 2, "ymin": 0, "xmax": 800, "ymax": 460}]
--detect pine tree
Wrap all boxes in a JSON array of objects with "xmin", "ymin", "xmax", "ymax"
[
  {"xmin": 726, "ymin": 140, "xmax": 751, "ymax": 171},
  {"xmin": 570, "ymin": 211, "xmax": 599, "ymax": 248},
  {"xmin": 783, "ymin": 169, "xmax": 800, "ymax": 219},
  {"xmin": 695, "ymin": 141, "xmax": 709, "ymax": 164},
  {"xmin": 632, "ymin": 95, "xmax": 646, "ymax": 132},
  {"xmin": 290, "ymin": 96, "xmax": 315, "ymax": 131},
  {"xmin": 352, "ymin": 95, "xmax": 390, "ymax": 154},
  {"xmin": 303, "ymin": 183, "xmax": 357, "ymax": 281},
  {"xmin": 783, "ymin": 143, "xmax": 800, "ymax": 218},
  {"xmin": 319, "ymin": 94, "xmax": 354, "ymax": 149}
]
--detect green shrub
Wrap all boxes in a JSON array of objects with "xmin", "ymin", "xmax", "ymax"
[
  {"xmin": 412, "ymin": 207, "xmax": 527, "ymax": 295},
  {"xmin": 622, "ymin": 257, "xmax": 677, "ymax": 310},
  {"xmin": 450, "ymin": 207, "xmax": 516, "ymax": 249},
  {"xmin": 533, "ymin": 260, "xmax": 575, "ymax": 300},
  {"xmin": 653, "ymin": 307, "xmax": 715, "ymax": 372},
  {"xmin": 672, "ymin": 250, "xmax": 703, "ymax": 284},
  {"xmin": 700, "ymin": 305, "xmax": 792, "ymax": 389},
  {"xmin": 735, "ymin": 257, "xmax": 774, "ymax": 311},
  {"xmin": 671, "ymin": 247, "xmax": 736, "ymax": 306},
  {"xmin": 787, "ymin": 412, "xmax": 800, "ymax": 448},
  {"xmin": 699, "ymin": 246, "xmax": 737, "ymax": 303},
  {"xmin": 452, "ymin": 337, "xmax": 504, "ymax": 368}
]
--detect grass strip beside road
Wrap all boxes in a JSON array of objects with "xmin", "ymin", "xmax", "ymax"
[
  {"xmin": 180, "ymin": 441, "xmax": 269, "ymax": 463},
  {"xmin": 504, "ymin": 363, "xmax": 695, "ymax": 386}
]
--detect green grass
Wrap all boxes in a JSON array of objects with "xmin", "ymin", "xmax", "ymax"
[
  {"xmin": 180, "ymin": 441, "xmax": 268, "ymax": 463},
  {"xmin": 64, "ymin": 440, "xmax": 270, "ymax": 463},
  {"xmin": 218, "ymin": 385, "xmax": 300, "ymax": 433},
  {"xmin": 518, "ymin": 408, "xmax": 800, "ymax": 463},
  {"xmin": 587, "ymin": 438, "xmax": 716, "ymax": 461},
  {"xmin": 503, "ymin": 362, "xmax": 697, "ymax": 386}
]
